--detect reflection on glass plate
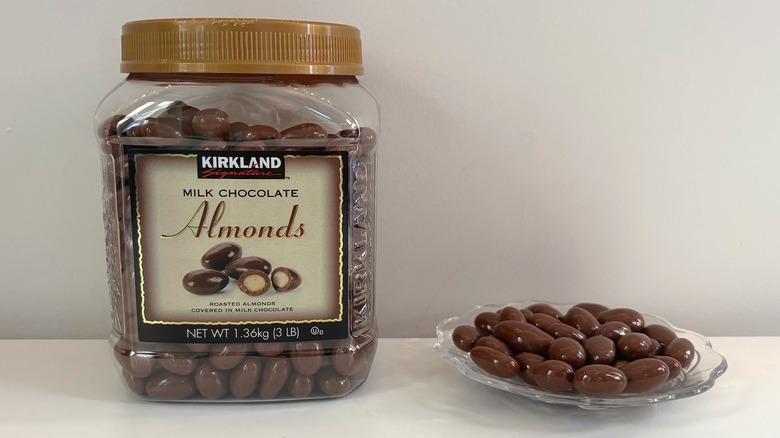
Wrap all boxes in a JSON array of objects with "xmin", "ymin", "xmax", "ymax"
[{"xmin": 434, "ymin": 301, "xmax": 727, "ymax": 410}]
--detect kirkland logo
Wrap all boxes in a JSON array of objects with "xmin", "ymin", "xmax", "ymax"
[{"xmin": 197, "ymin": 152, "xmax": 285, "ymax": 179}]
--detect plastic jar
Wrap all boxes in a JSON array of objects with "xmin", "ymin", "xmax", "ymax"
[{"xmin": 94, "ymin": 18, "xmax": 379, "ymax": 401}]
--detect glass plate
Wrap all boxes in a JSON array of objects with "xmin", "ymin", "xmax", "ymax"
[{"xmin": 434, "ymin": 301, "xmax": 728, "ymax": 410}]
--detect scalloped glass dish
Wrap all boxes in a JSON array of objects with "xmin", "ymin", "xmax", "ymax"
[{"xmin": 434, "ymin": 301, "xmax": 728, "ymax": 410}]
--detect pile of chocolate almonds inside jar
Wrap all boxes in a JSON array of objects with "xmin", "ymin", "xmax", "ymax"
[
  {"xmin": 113, "ymin": 335, "xmax": 376, "ymax": 401},
  {"xmin": 451, "ymin": 303, "xmax": 695, "ymax": 396},
  {"xmin": 99, "ymin": 104, "xmax": 377, "ymax": 155}
]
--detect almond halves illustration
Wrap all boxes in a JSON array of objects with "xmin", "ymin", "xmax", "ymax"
[
  {"xmin": 271, "ymin": 267, "xmax": 302, "ymax": 292},
  {"xmin": 238, "ymin": 269, "xmax": 271, "ymax": 296}
]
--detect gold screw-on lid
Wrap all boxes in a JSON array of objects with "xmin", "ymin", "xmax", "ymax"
[{"xmin": 121, "ymin": 18, "xmax": 363, "ymax": 75}]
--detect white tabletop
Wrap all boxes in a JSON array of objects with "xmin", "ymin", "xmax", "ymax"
[{"xmin": 0, "ymin": 338, "xmax": 774, "ymax": 437}]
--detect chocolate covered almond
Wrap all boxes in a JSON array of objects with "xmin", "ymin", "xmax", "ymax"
[
  {"xmin": 182, "ymin": 269, "xmax": 229, "ymax": 295},
  {"xmin": 238, "ymin": 269, "xmax": 271, "ymax": 296},
  {"xmin": 225, "ymin": 256, "xmax": 272, "ymax": 279},
  {"xmin": 200, "ymin": 242, "xmax": 242, "ymax": 270},
  {"xmin": 271, "ymin": 267, "xmax": 302, "ymax": 292}
]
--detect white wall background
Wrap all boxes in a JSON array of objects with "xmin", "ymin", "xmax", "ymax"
[{"xmin": 1, "ymin": 0, "xmax": 779, "ymax": 338}]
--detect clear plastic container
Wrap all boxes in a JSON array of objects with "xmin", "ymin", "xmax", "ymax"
[{"xmin": 94, "ymin": 18, "xmax": 378, "ymax": 401}]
